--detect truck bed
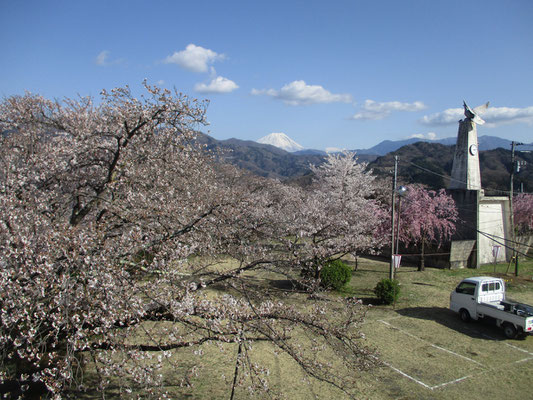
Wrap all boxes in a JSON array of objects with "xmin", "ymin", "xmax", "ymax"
[
  {"xmin": 477, "ymin": 300, "xmax": 533, "ymax": 327},
  {"xmin": 500, "ymin": 300, "xmax": 533, "ymax": 317}
]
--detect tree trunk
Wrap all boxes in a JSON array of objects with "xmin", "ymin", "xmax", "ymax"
[{"xmin": 418, "ymin": 237, "xmax": 425, "ymax": 271}]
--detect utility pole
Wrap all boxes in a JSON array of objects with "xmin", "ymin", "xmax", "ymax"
[
  {"xmin": 510, "ymin": 141, "xmax": 516, "ymax": 233},
  {"xmin": 390, "ymin": 155, "xmax": 399, "ymax": 280},
  {"xmin": 510, "ymin": 141, "xmax": 524, "ymax": 276}
]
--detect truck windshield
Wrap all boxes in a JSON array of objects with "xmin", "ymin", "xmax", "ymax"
[{"xmin": 456, "ymin": 282, "xmax": 477, "ymax": 295}]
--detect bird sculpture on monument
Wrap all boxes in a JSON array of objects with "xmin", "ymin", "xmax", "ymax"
[{"xmin": 463, "ymin": 100, "xmax": 489, "ymax": 125}]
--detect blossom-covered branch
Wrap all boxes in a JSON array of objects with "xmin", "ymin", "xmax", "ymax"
[{"xmin": 0, "ymin": 85, "xmax": 379, "ymax": 398}]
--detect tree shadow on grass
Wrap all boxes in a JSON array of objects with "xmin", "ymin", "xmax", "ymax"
[
  {"xmin": 411, "ymin": 281, "xmax": 436, "ymax": 287},
  {"xmin": 356, "ymin": 297, "xmax": 380, "ymax": 305},
  {"xmin": 395, "ymin": 307, "xmax": 513, "ymax": 341},
  {"xmin": 269, "ymin": 279, "xmax": 300, "ymax": 291}
]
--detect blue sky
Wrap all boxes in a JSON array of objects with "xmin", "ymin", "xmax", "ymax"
[{"xmin": 1, "ymin": 0, "xmax": 532, "ymax": 150}]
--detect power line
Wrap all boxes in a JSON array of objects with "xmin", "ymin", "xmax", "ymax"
[
  {"xmin": 457, "ymin": 217, "xmax": 533, "ymax": 258},
  {"xmin": 405, "ymin": 160, "xmax": 533, "ymax": 196},
  {"xmin": 396, "ymin": 228, "xmax": 532, "ymax": 261},
  {"xmin": 477, "ymin": 229, "xmax": 533, "ymax": 249},
  {"xmin": 476, "ymin": 228, "xmax": 533, "ymax": 261}
]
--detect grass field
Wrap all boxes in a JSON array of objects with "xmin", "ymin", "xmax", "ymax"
[
  {"xmin": 80, "ymin": 256, "xmax": 533, "ymax": 399},
  {"xmin": 346, "ymin": 256, "xmax": 533, "ymax": 400}
]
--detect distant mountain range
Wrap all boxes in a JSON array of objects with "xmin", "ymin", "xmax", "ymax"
[
  {"xmin": 197, "ymin": 132, "xmax": 532, "ymax": 191},
  {"xmin": 353, "ymin": 135, "xmax": 517, "ymax": 156},
  {"xmin": 253, "ymin": 133, "xmax": 519, "ymax": 157}
]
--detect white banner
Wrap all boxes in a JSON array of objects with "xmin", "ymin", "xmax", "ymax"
[
  {"xmin": 492, "ymin": 245, "xmax": 501, "ymax": 259},
  {"xmin": 392, "ymin": 254, "xmax": 402, "ymax": 269}
]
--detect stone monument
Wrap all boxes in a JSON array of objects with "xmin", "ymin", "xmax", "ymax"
[
  {"xmin": 448, "ymin": 101, "xmax": 511, "ymax": 268},
  {"xmin": 448, "ymin": 101, "xmax": 487, "ymax": 190}
]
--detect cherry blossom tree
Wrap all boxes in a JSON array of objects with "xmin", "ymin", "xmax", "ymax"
[
  {"xmin": 394, "ymin": 185, "xmax": 458, "ymax": 271},
  {"xmin": 0, "ymin": 85, "xmax": 378, "ymax": 398},
  {"xmin": 288, "ymin": 152, "xmax": 386, "ymax": 287},
  {"xmin": 513, "ymin": 193, "xmax": 533, "ymax": 235}
]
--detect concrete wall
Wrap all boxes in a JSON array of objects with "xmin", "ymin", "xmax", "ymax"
[
  {"xmin": 447, "ymin": 191, "xmax": 512, "ymax": 267},
  {"xmin": 449, "ymin": 240, "xmax": 476, "ymax": 269},
  {"xmin": 478, "ymin": 196, "xmax": 511, "ymax": 264},
  {"xmin": 448, "ymin": 189, "xmax": 479, "ymax": 241}
]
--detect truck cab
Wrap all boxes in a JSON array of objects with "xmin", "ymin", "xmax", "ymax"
[{"xmin": 450, "ymin": 276, "xmax": 505, "ymax": 322}]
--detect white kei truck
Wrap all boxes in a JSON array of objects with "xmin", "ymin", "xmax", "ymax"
[{"xmin": 450, "ymin": 276, "xmax": 533, "ymax": 339}]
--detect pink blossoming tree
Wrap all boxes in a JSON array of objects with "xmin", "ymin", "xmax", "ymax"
[
  {"xmin": 394, "ymin": 185, "xmax": 458, "ymax": 271},
  {"xmin": 513, "ymin": 193, "xmax": 533, "ymax": 235}
]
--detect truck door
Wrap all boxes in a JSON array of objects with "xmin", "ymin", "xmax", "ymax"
[{"xmin": 453, "ymin": 281, "xmax": 478, "ymax": 320}]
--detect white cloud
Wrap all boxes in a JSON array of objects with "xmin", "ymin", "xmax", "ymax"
[
  {"xmin": 483, "ymin": 106, "xmax": 533, "ymax": 126},
  {"xmin": 420, "ymin": 105, "xmax": 533, "ymax": 126},
  {"xmin": 96, "ymin": 50, "xmax": 110, "ymax": 66},
  {"xmin": 163, "ymin": 45, "xmax": 237, "ymax": 94},
  {"xmin": 95, "ymin": 50, "xmax": 123, "ymax": 66},
  {"xmin": 157, "ymin": 80, "xmax": 165, "ymax": 85},
  {"xmin": 351, "ymin": 100, "xmax": 427, "ymax": 120},
  {"xmin": 251, "ymin": 88, "xmax": 276, "ymax": 96},
  {"xmin": 251, "ymin": 80, "xmax": 352, "ymax": 106},
  {"xmin": 195, "ymin": 76, "xmax": 239, "ymax": 94},
  {"xmin": 164, "ymin": 44, "xmax": 224, "ymax": 73},
  {"xmin": 407, "ymin": 132, "xmax": 437, "ymax": 140},
  {"xmin": 419, "ymin": 108, "xmax": 463, "ymax": 125}
]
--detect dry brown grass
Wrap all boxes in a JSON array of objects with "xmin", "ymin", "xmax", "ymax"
[{"xmin": 78, "ymin": 256, "xmax": 533, "ymax": 399}]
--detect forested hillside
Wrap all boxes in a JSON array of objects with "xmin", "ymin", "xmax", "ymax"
[{"xmin": 368, "ymin": 142, "xmax": 533, "ymax": 193}]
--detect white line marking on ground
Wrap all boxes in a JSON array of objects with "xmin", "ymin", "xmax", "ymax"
[
  {"xmin": 382, "ymin": 357, "xmax": 474, "ymax": 391},
  {"xmin": 374, "ymin": 317, "xmax": 533, "ymax": 391},
  {"xmin": 482, "ymin": 333, "xmax": 533, "ymax": 355},
  {"xmin": 431, "ymin": 375, "xmax": 472, "ymax": 390},
  {"xmin": 378, "ymin": 320, "xmax": 484, "ymax": 366},
  {"xmin": 504, "ymin": 342, "xmax": 533, "ymax": 355},
  {"xmin": 514, "ymin": 357, "xmax": 533, "ymax": 364},
  {"xmin": 380, "ymin": 360, "xmax": 432, "ymax": 389},
  {"xmin": 376, "ymin": 315, "xmax": 403, "ymax": 321}
]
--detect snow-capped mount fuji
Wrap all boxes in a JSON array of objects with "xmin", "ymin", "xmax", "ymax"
[{"xmin": 257, "ymin": 132, "xmax": 304, "ymax": 153}]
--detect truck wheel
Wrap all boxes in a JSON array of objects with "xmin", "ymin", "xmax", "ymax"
[
  {"xmin": 459, "ymin": 309, "xmax": 471, "ymax": 322},
  {"xmin": 503, "ymin": 323, "xmax": 518, "ymax": 339}
]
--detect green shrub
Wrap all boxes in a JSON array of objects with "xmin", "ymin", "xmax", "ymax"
[
  {"xmin": 374, "ymin": 278, "xmax": 400, "ymax": 304},
  {"xmin": 320, "ymin": 260, "xmax": 352, "ymax": 290}
]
